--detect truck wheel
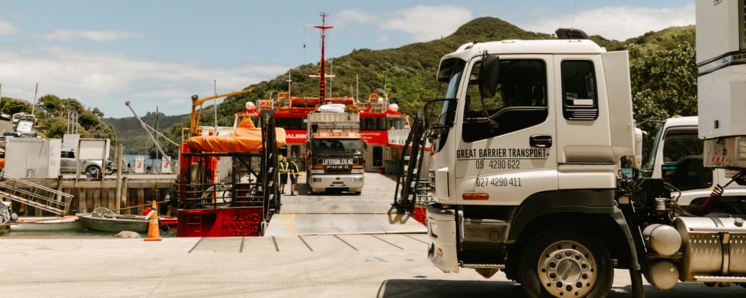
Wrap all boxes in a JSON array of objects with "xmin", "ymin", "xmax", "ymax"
[
  {"xmin": 519, "ymin": 225, "xmax": 612, "ymax": 298},
  {"xmin": 86, "ymin": 166, "xmax": 102, "ymax": 179}
]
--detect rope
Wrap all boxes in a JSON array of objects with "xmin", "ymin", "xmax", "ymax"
[{"xmin": 0, "ymin": 199, "xmax": 171, "ymax": 228}]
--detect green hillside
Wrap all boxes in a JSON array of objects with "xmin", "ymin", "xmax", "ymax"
[
  {"xmin": 109, "ymin": 17, "xmax": 697, "ymax": 155},
  {"xmin": 102, "ymin": 113, "xmax": 187, "ymax": 155}
]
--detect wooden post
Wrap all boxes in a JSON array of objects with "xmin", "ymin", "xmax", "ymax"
[
  {"xmin": 75, "ymin": 141, "xmax": 80, "ymax": 187},
  {"xmin": 78, "ymin": 188, "xmax": 86, "ymax": 214},
  {"xmin": 56, "ymin": 175, "xmax": 63, "ymax": 202},
  {"xmin": 100, "ymin": 140, "xmax": 106, "ymax": 188},
  {"xmin": 121, "ymin": 177, "xmax": 129, "ymax": 214},
  {"xmin": 108, "ymin": 188, "xmax": 115, "ymax": 211},
  {"xmin": 93, "ymin": 189, "xmax": 100, "ymax": 210},
  {"xmin": 137, "ymin": 188, "xmax": 145, "ymax": 215},
  {"xmin": 115, "ymin": 144, "xmax": 123, "ymax": 214}
]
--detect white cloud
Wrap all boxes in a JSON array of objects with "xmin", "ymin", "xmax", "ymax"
[
  {"xmin": 0, "ymin": 19, "xmax": 20, "ymax": 35},
  {"xmin": 381, "ymin": 5, "xmax": 472, "ymax": 42},
  {"xmin": 335, "ymin": 5, "xmax": 473, "ymax": 43},
  {"xmin": 336, "ymin": 8, "xmax": 378, "ymax": 26},
  {"xmin": 35, "ymin": 29, "xmax": 150, "ymax": 42},
  {"xmin": 0, "ymin": 46, "xmax": 290, "ymax": 117},
  {"xmin": 521, "ymin": 4, "xmax": 695, "ymax": 41}
]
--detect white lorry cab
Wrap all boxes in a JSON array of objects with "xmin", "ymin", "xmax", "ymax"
[{"xmin": 411, "ymin": 22, "xmax": 746, "ymax": 298}]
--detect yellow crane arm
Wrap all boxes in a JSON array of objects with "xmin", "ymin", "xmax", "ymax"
[{"xmin": 191, "ymin": 88, "xmax": 254, "ymax": 134}]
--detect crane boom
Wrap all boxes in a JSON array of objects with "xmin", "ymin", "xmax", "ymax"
[{"xmin": 190, "ymin": 88, "xmax": 254, "ymax": 134}]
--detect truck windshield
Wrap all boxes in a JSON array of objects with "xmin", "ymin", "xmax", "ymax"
[
  {"xmin": 312, "ymin": 139, "xmax": 363, "ymax": 156},
  {"xmin": 662, "ymin": 133, "xmax": 702, "ymax": 163}
]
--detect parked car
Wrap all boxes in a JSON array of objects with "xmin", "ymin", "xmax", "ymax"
[
  {"xmin": 0, "ymin": 112, "xmax": 9, "ymax": 120},
  {"xmin": 60, "ymin": 150, "xmax": 113, "ymax": 177}
]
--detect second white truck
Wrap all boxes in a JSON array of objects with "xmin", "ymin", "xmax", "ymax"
[{"xmin": 305, "ymin": 111, "xmax": 366, "ymax": 194}]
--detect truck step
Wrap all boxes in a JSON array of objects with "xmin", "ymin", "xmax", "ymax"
[
  {"xmin": 461, "ymin": 264, "xmax": 506, "ymax": 270},
  {"xmin": 693, "ymin": 276, "xmax": 746, "ymax": 282}
]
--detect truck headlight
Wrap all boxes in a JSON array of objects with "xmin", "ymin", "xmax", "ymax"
[
  {"xmin": 351, "ymin": 169, "xmax": 364, "ymax": 174},
  {"xmin": 312, "ymin": 169, "xmax": 324, "ymax": 174}
]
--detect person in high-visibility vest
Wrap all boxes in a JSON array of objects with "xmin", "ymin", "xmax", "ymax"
[
  {"xmin": 279, "ymin": 156, "xmax": 289, "ymax": 194},
  {"xmin": 289, "ymin": 156, "xmax": 300, "ymax": 195}
]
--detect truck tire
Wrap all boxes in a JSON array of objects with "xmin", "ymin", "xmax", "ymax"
[
  {"xmin": 519, "ymin": 224, "xmax": 613, "ymax": 298},
  {"xmin": 86, "ymin": 166, "xmax": 102, "ymax": 179}
]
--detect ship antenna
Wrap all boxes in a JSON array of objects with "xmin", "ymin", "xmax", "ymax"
[{"xmin": 312, "ymin": 12, "xmax": 333, "ymax": 102}]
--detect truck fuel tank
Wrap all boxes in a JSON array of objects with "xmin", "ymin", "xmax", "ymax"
[{"xmin": 674, "ymin": 216, "xmax": 746, "ymax": 281}]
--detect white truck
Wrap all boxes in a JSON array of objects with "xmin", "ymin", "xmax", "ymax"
[
  {"xmin": 647, "ymin": 116, "xmax": 746, "ymax": 213},
  {"xmin": 400, "ymin": 2, "xmax": 746, "ymax": 297},
  {"xmin": 305, "ymin": 111, "xmax": 366, "ymax": 194}
]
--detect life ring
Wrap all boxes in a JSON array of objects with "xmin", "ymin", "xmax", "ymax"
[
  {"xmin": 278, "ymin": 92, "xmax": 288, "ymax": 101},
  {"xmin": 368, "ymin": 93, "xmax": 379, "ymax": 102}
]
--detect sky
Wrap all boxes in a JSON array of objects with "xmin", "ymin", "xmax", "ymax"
[{"xmin": 0, "ymin": 0, "xmax": 695, "ymax": 118}]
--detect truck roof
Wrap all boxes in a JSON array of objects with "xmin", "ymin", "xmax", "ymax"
[
  {"xmin": 662, "ymin": 116, "xmax": 698, "ymax": 130},
  {"xmin": 441, "ymin": 39, "xmax": 606, "ymax": 62}
]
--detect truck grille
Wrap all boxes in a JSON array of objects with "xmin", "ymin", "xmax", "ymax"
[{"xmin": 325, "ymin": 166, "xmax": 351, "ymax": 174}]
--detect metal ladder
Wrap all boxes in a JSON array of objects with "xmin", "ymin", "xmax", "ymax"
[
  {"xmin": 392, "ymin": 112, "xmax": 432, "ymax": 215},
  {"xmin": 0, "ymin": 172, "xmax": 75, "ymax": 215}
]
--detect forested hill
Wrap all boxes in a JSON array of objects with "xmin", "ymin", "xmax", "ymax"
[
  {"xmin": 109, "ymin": 17, "xmax": 696, "ymax": 155},
  {"xmin": 102, "ymin": 114, "xmax": 187, "ymax": 154}
]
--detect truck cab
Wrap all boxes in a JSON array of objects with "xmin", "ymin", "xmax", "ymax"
[
  {"xmin": 305, "ymin": 112, "xmax": 365, "ymax": 194},
  {"xmin": 646, "ymin": 116, "xmax": 746, "ymax": 214},
  {"xmin": 425, "ymin": 36, "xmax": 642, "ymax": 297}
]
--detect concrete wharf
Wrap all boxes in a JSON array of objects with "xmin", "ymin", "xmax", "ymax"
[{"xmin": 2, "ymin": 235, "xmax": 744, "ymax": 297}]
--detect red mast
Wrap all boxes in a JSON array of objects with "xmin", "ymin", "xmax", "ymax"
[{"xmin": 314, "ymin": 12, "xmax": 333, "ymax": 102}]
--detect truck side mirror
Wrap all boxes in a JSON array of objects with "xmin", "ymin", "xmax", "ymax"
[
  {"xmin": 479, "ymin": 55, "xmax": 500, "ymax": 98},
  {"xmin": 363, "ymin": 140, "xmax": 368, "ymax": 150}
]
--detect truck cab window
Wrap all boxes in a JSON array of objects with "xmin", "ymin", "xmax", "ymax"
[
  {"xmin": 561, "ymin": 60, "xmax": 598, "ymax": 120},
  {"xmin": 663, "ymin": 133, "xmax": 703, "ymax": 163},
  {"xmin": 462, "ymin": 59, "xmax": 548, "ymax": 143}
]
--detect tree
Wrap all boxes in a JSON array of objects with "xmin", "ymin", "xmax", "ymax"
[
  {"xmin": 77, "ymin": 110, "xmax": 100, "ymax": 129},
  {"xmin": 43, "ymin": 117, "xmax": 68, "ymax": 138},
  {"xmin": 628, "ymin": 43, "xmax": 697, "ymax": 136},
  {"xmin": 61, "ymin": 98, "xmax": 84, "ymax": 114},
  {"xmin": 92, "ymin": 107, "xmax": 104, "ymax": 118},
  {"xmin": 0, "ymin": 97, "xmax": 33, "ymax": 114},
  {"xmin": 37, "ymin": 94, "xmax": 62, "ymax": 117}
]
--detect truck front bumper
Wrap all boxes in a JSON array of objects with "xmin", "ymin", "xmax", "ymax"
[
  {"xmin": 308, "ymin": 174, "xmax": 364, "ymax": 190},
  {"xmin": 427, "ymin": 204, "xmax": 460, "ymax": 273}
]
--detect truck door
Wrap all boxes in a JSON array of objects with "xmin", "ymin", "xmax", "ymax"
[
  {"xmin": 455, "ymin": 55, "xmax": 557, "ymax": 205},
  {"xmin": 553, "ymin": 55, "xmax": 616, "ymax": 190}
]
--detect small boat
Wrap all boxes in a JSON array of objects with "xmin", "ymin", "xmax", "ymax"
[
  {"xmin": 79, "ymin": 208, "xmax": 149, "ymax": 233},
  {"xmin": 10, "ymin": 217, "xmax": 83, "ymax": 231}
]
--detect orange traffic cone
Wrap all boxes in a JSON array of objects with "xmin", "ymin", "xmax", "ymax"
[{"xmin": 144, "ymin": 201, "xmax": 163, "ymax": 241}]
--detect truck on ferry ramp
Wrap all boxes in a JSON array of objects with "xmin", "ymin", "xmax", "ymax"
[{"xmin": 305, "ymin": 111, "xmax": 366, "ymax": 194}]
